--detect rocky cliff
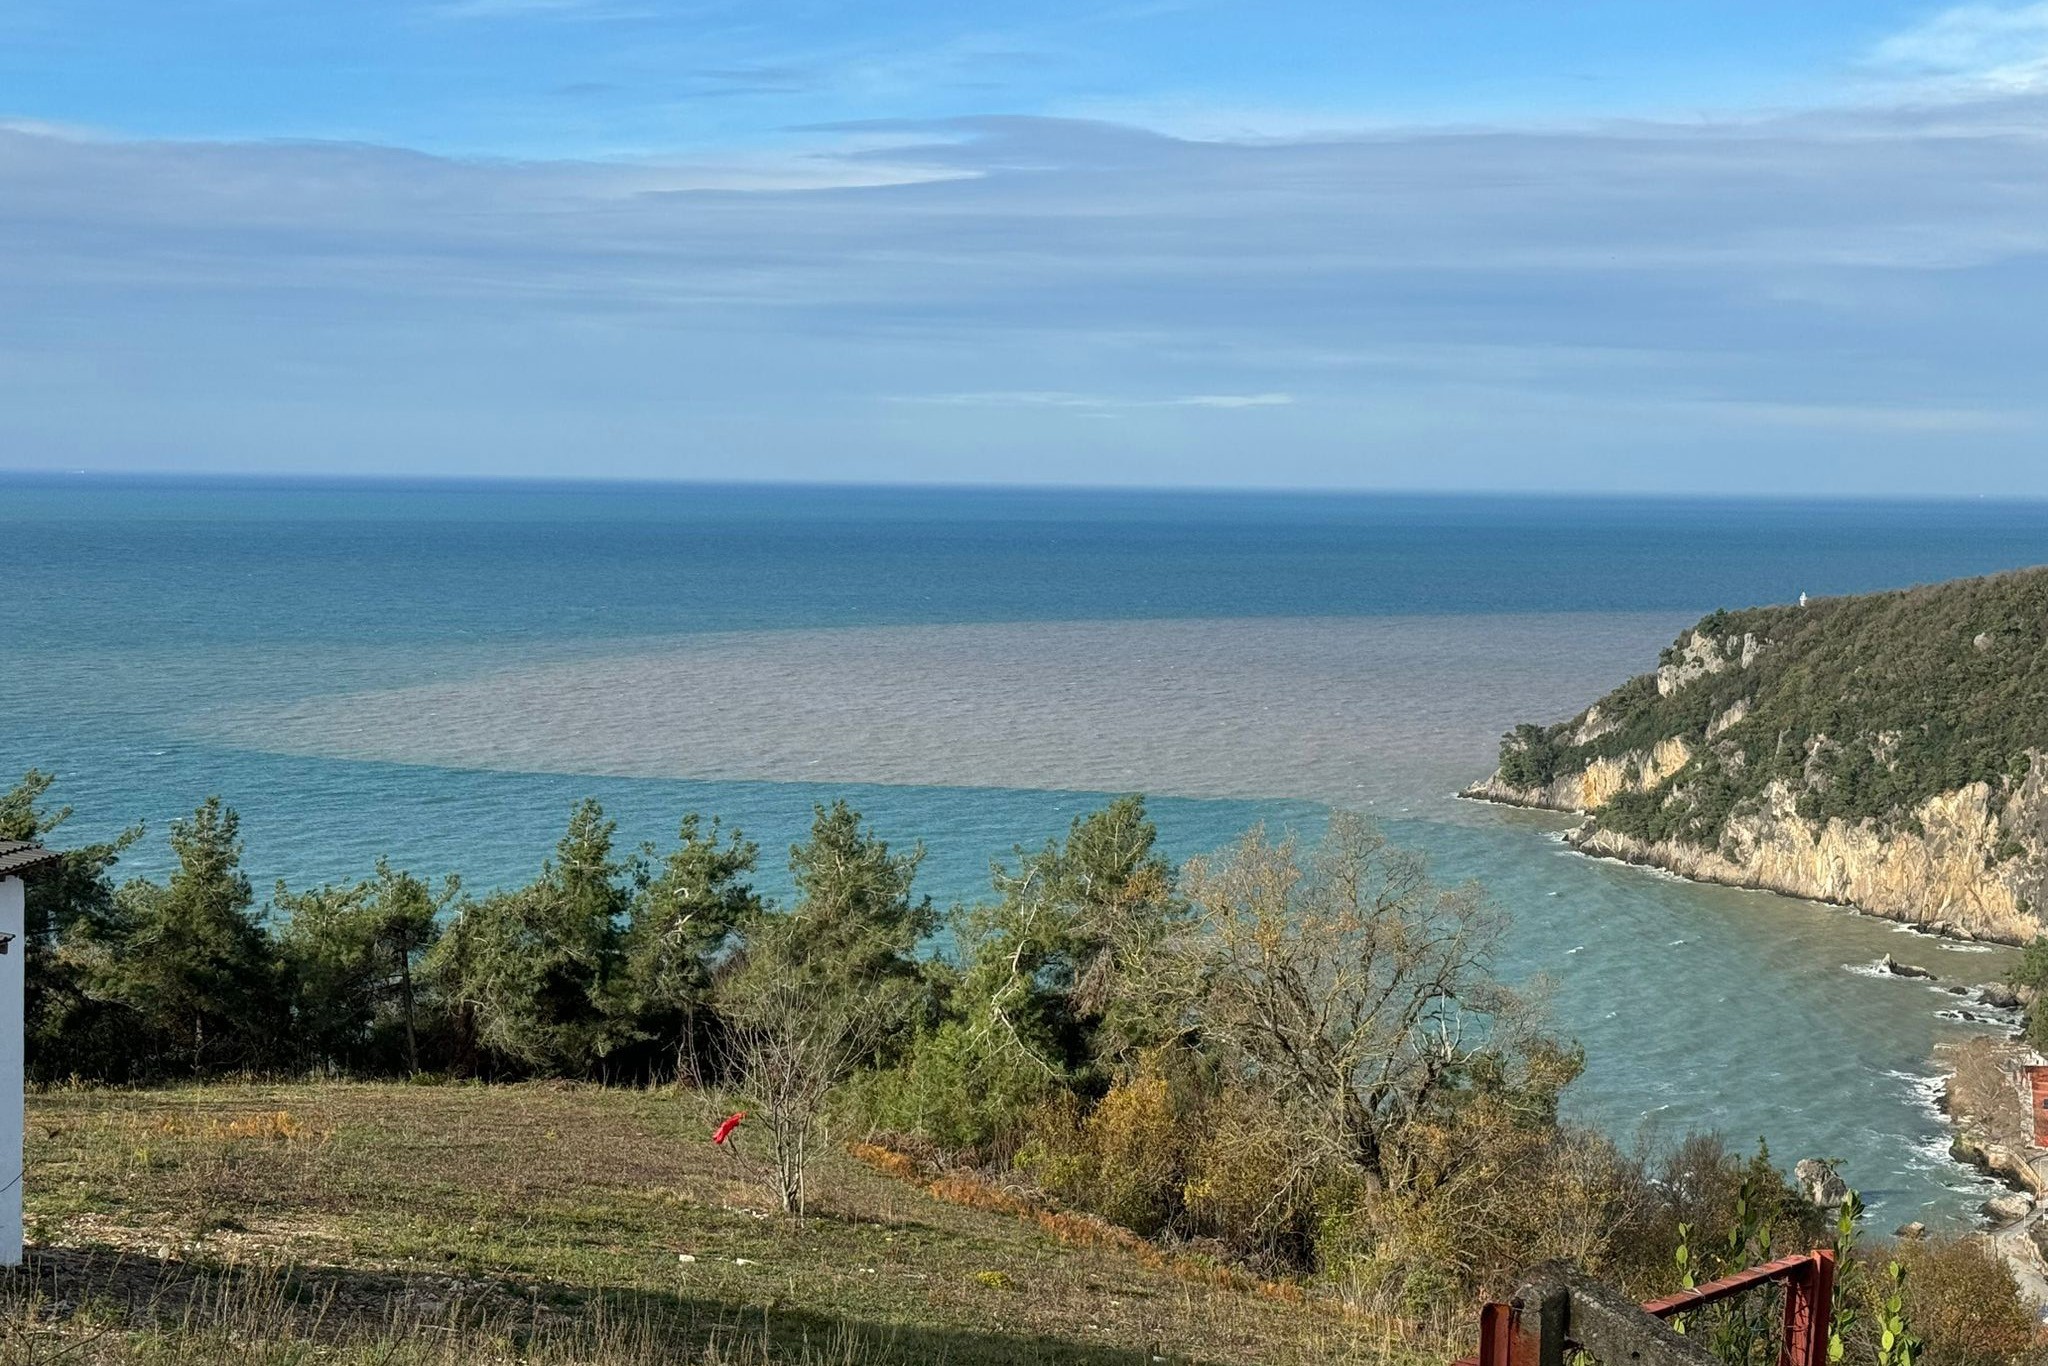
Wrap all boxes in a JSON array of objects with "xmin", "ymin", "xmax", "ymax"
[{"xmin": 1464, "ymin": 567, "xmax": 2048, "ymax": 943}]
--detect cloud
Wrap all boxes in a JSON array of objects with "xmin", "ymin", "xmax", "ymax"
[
  {"xmin": 1176, "ymin": 393, "xmax": 1294, "ymax": 408},
  {"xmin": 430, "ymin": 0, "xmax": 650, "ymax": 21},
  {"xmin": 895, "ymin": 391, "xmax": 1294, "ymax": 410},
  {"xmin": 1670, "ymin": 399, "xmax": 2031, "ymax": 434},
  {"xmin": 1871, "ymin": 2, "xmax": 2048, "ymax": 94},
  {"xmin": 0, "ymin": 98, "xmax": 2044, "ymax": 488},
  {"xmin": 675, "ymin": 66, "xmax": 825, "ymax": 99}
]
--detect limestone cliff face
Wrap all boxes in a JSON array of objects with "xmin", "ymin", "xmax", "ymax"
[
  {"xmin": 1469, "ymin": 733, "xmax": 2048, "ymax": 943},
  {"xmin": 1569, "ymin": 773, "xmax": 2048, "ymax": 944},
  {"xmin": 1462, "ymin": 735, "xmax": 1693, "ymax": 813},
  {"xmin": 1656, "ymin": 630, "xmax": 1765, "ymax": 697},
  {"xmin": 1463, "ymin": 590, "xmax": 2048, "ymax": 943}
]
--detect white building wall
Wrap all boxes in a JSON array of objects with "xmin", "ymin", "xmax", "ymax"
[{"xmin": 0, "ymin": 875, "xmax": 22, "ymax": 1265}]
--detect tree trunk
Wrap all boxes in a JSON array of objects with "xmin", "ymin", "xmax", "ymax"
[{"xmin": 397, "ymin": 939, "xmax": 420, "ymax": 1074}]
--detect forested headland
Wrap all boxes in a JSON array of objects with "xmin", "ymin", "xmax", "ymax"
[{"xmin": 1468, "ymin": 566, "xmax": 2048, "ymax": 944}]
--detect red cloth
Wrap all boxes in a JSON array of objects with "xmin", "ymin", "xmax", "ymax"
[{"xmin": 712, "ymin": 1112, "xmax": 746, "ymax": 1145}]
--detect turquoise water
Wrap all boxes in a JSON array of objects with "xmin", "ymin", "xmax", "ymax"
[{"xmin": 8, "ymin": 474, "xmax": 2048, "ymax": 1224}]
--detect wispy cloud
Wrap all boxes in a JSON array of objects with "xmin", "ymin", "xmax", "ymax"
[
  {"xmin": 2, "ymin": 98, "xmax": 2045, "ymax": 488},
  {"xmin": 1675, "ymin": 399, "xmax": 2033, "ymax": 434},
  {"xmin": 1870, "ymin": 2, "xmax": 2048, "ymax": 93},
  {"xmin": 894, "ymin": 391, "xmax": 1294, "ymax": 410},
  {"xmin": 674, "ymin": 65, "xmax": 823, "ymax": 99},
  {"xmin": 431, "ymin": 0, "xmax": 650, "ymax": 21},
  {"xmin": 1176, "ymin": 393, "xmax": 1294, "ymax": 408}
]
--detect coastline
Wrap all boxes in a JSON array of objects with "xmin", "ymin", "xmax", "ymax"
[
  {"xmin": 1454, "ymin": 787, "xmax": 2027, "ymax": 947},
  {"xmin": 1938, "ymin": 1036, "xmax": 2048, "ymax": 1311},
  {"xmin": 1462, "ymin": 782, "xmax": 2046, "ymax": 1268}
]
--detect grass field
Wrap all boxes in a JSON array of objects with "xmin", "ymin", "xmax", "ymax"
[{"xmin": 2, "ymin": 1082, "xmax": 1431, "ymax": 1364}]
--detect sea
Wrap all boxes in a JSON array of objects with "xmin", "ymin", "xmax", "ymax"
[{"xmin": 7, "ymin": 474, "xmax": 2048, "ymax": 1226}]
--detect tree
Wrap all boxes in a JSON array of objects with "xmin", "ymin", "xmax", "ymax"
[
  {"xmin": 1183, "ymin": 812, "xmax": 1568, "ymax": 1197},
  {"xmin": 972, "ymin": 794, "xmax": 1186, "ymax": 1084},
  {"xmin": 1, "ymin": 770, "xmax": 142, "ymax": 1080},
  {"xmin": 622, "ymin": 814, "xmax": 759, "ymax": 1083},
  {"xmin": 866, "ymin": 796, "xmax": 1188, "ymax": 1151},
  {"xmin": 718, "ymin": 802, "xmax": 934, "ymax": 1209},
  {"xmin": 1498, "ymin": 723, "xmax": 1563, "ymax": 789},
  {"xmin": 75, "ymin": 797, "xmax": 282, "ymax": 1075},
  {"xmin": 430, "ymin": 799, "xmax": 630, "ymax": 1075},
  {"xmin": 772, "ymin": 799, "xmax": 934, "ymax": 1036},
  {"xmin": 279, "ymin": 859, "xmax": 453, "ymax": 1074},
  {"xmin": 723, "ymin": 954, "xmax": 889, "ymax": 1215}
]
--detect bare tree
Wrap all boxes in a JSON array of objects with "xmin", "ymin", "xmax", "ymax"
[
  {"xmin": 721, "ymin": 973, "xmax": 882, "ymax": 1215},
  {"xmin": 715, "ymin": 800, "xmax": 931, "ymax": 1215},
  {"xmin": 1182, "ymin": 811, "xmax": 1556, "ymax": 1197}
]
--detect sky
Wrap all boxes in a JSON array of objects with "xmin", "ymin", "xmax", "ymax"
[{"xmin": 2, "ymin": 1, "xmax": 2046, "ymax": 493}]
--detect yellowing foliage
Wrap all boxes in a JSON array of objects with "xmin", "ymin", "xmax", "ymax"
[{"xmin": 144, "ymin": 1110, "xmax": 324, "ymax": 1144}]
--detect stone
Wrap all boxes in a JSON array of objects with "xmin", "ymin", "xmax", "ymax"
[
  {"xmin": 1794, "ymin": 1158, "xmax": 1849, "ymax": 1208},
  {"xmin": 1983, "ymin": 1191, "xmax": 2034, "ymax": 1224},
  {"xmin": 1979, "ymin": 983, "xmax": 2023, "ymax": 1010},
  {"xmin": 1880, "ymin": 954, "xmax": 1935, "ymax": 980},
  {"xmin": 1895, "ymin": 1222, "xmax": 1927, "ymax": 1238}
]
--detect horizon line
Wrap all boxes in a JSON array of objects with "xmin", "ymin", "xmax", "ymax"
[{"xmin": 7, "ymin": 467, "xmax": 2048, "ymax": 508}]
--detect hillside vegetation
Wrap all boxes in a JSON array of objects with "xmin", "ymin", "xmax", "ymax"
[
  {"xmin": 6, "ymin": 770, "xmax": 2037, "ymax": 1364},
  {"xmin": 1471, "ymin": 566, "xmax": 2048, "ymax": 937},
  {"xmin": 9, "ymin": 1082, "xmax": 1394, "ymax": 1364}
]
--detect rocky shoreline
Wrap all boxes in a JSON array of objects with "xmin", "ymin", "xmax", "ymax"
[
  {"xmin": 1474, "ymin": 773, "xmax": 2046, "ymax": 1265},
  {"xmin": 1455, "ymin": 786, "xmax": 2033, "ymax": 946},
  {"xmin": 1937, "ymin": 1036, "xmax": 2048, "ymax": 1309}
]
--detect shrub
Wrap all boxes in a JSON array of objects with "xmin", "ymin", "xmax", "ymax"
[
  {"xmin": 849, "ymin": 1017, "xmax": 1059, "ymax": 1160},
  {"xmin": 1886, "ymin": 1235, "xmax": 2037, "ymax": 1366},
  {"xmin": 1016, "ymin": 1070, "xmax": 1192, "ymax": 1237},
  {"xmin": 1182, "ymin": 1083, "xmax": 1327, "ymax": 1269}
]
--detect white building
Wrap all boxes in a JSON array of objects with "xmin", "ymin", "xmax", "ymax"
[{"xmin": 0, "ymin": 839, "xmax": 61, "ymax": 1267}]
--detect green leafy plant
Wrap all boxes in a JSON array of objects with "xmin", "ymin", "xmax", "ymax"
[
  {"xmin": 1827, "ymin": 1188, "xmax": 1865, "ymax": 1364},
  {"xmin": 1874, "ymin": 1261, "xmax": 1922, "ymax": 1366}
]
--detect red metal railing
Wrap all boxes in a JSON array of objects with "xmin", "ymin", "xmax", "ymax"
[{"xmin": 1457, "ymin": 1249, "xmax": 1835, "ymax": 1366}]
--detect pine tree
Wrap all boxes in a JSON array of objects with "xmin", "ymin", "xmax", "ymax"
[
  {"xmin": 280, "ymin": 859, "xmax": 452, "ymax": 1074},
  {"xmin": 773, "ymin": 799, "xmax": 933, "ymax": 1007},
  {"xmin": 622, "ymin": 814, "xmax": 759, "ymax": 1082},
  {"xmin": 1, "ymin": 770, "xmax": 142, "ymax": 1080},
  {"xmin": 79, "ymin": 798, "xmax": 282, "ymax": 1075},
  {"xmin": 431, "ymin": 799, "xmax": 630, "ymax": 1075}
]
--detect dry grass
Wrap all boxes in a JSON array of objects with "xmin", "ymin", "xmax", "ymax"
[{"xmin": 8, "ymin": 1081, "xmax": 1442, "ymax": 1365}]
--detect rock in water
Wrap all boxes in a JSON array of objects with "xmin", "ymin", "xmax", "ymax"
[
  {"xmin": 1795, "ymin": 1158, "xmax": 1849, "ymax": 1208},
  {"xmin": 1979, "ymin": 982, "xmax": 2023, "ymax": 1010},
  {"xmin": 1983, "ymin": 1191, "xmax": 2035, "ymax": 1225},
  {"xmin": 1895, "ymin": 1222, "xmax": 1927, "ymax": 1238},
  {"xmin": 1881, "ymin": 953, "xmax": 1935, "ymax": 980}
]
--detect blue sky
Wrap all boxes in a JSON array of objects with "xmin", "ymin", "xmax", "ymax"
[{"xmin": 3, "ymin": 0, "xmax": 2046, "ymax": 491}]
